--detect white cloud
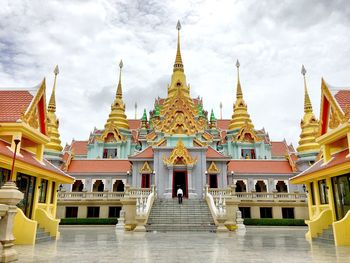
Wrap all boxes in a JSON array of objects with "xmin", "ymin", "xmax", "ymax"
[{"xmin": 1, "ymin": 0, "xmax": 350, "ymax": 147}]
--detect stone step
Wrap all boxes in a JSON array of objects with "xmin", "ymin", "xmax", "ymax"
[
  {"xmin": 146, "ymin": 198, "xmax": 215, "ymax": 232},
  {"xmin": 36, "ymin": 227, "xmax": 53, "ymax": 243}
]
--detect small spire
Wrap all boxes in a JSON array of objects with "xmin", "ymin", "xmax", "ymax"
[
  {"xmin": 210, "ymin": 109, "xmax": 216, "ymax": 122},
  {"xmin": 236, "ymin": 59, "xmax": 243, "ymax": 98},
  {"xmin": 173, "ymin": 20, "xmax": 184, "ymax": 72},
  {"xmin": 48, "ymin": 65, "xmax": 59, "ymax": 112},
  {"xmin": 141, "ymin": 109, "xmax": 147, "ymax": 121},
  {"xmin": 302, "ymin": 65, "xmax": 312, "ymax": 113},
  {"xmin": 219, "ymin": 102, "xmax": 223, "ymax": 120},
  {"xmin": 116, "ymin": 60, "xmax": 123, "ymax": 99}
]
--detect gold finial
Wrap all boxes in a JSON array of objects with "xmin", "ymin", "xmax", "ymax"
[
  {"xmin": 54, "ymin": 65, "xmax": 59, "ymax": 75},
  {"xmin": 173, "ymin": 20, "xmax": 184, "ymax": 72},
  {"xmin": 176, "ymin": 20, "xmax": 181, "ymax": 30},
  {"xmin": 48, "ymin": 65, "xmax": 59, "ymax": 112},
  {"xmin": 236, "ymin": 59, "xmax": 243, "ymax": 98},
  {"xmin": 117, "ymin": 60, "xmax": 123, "ymax": 99},
  {"xmin": 301, "ymin": 65, "xmax": 312, "ymax": 113}
]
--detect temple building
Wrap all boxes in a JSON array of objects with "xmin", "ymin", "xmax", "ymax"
[
  {"xmin": 0, "ymin": 79, "xmax": 74, "ymax": 244},
  {"xmin": 54, "ymin": 21, "xmax": 309, "ymax": 225},
  {"xmin": 291, "ymin": 79, "xmax": 350, "ymax": 246}
]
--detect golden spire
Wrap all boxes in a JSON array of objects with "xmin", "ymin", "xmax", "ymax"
[
  {"xmin": 302, "ymin": 65, "xmax": 313, "ymax": 113},
  {"xmin": 46, "ymin": 65, "xmax": 63, "ymax": 153},
  {"xmin": 236, "ymin": 60, "xmax": 243, "ymax": 98},
  {"xmin": 173, "ymin": 20, "xmax": 184, "ymax": 72},
  {"xmin": 116, "ymin": 60, "xmax": 123, "ymax": 99},
  {"xmin": 104, "ymin": 60, "xmax": 129, "ymax": 131},
  {"xmin": 228, "ymin": 59, "xmax": 254, "ymax": 131},
  {"xmin": 297, "ymin": 65, "xmax": 319, "ymax": 154},
  {"xmin": 48, "ymin": 65, "xmax": 59, "ymax": 112}
]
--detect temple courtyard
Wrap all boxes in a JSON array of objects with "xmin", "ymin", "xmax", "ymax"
[{"xmin": 15, "ymin": 226, "xmax": 350, "ymax": 263}]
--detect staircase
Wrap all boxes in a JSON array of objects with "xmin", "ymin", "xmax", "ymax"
[
  {"xmin": 314, "ymin": 226, "xmax": 335, "ymax": 244},
  {"xmin": 36, "ymin": 227, "xmax": 53, "ymax": 243},
  {"xmin": 146, "ymin": 198, "xmax": 216, "ymax": 232}
]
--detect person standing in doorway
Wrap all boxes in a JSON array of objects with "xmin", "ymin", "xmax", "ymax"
[{"xmin": 177, "ymin": 187, "xmax": 183, "ymax": 204}]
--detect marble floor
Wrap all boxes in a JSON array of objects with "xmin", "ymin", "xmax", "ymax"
[{"xmin": 16, "ymin": 226, "xmax": 350, "ymax": 263}]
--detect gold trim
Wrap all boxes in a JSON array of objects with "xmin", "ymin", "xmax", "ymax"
[
  {"xmin": 140, "ymin": 162, "xmax": 152, "ymax": 174},
  {"xmin": 163, "ymin": 139, "xmax": 197, "ymax": 166},
  {"xmin": 208, "ymin": 161, "xmax": 220, "ymax": 174}
]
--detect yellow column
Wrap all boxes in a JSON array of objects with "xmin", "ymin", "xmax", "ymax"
[
  {"xmin": 32, "ymin": 177, "xmax": 41, "ymax": 220},
  {"xmin": 52, "ymin": 182, "xmax": 58, "ymax": 218},
  {"xmin": 326, "ymin": 177, "xmax": 336, "ymax": 221},
  {"xmin": 306, "ymin": 183, "xmax": 314, "ymax": 219},
  {"xmin": 46, "ymin": 180, "xmax": 52, "ymax": 214},
  {"xmin": 314, "ymin": 181, "xmax": 321, "ymax": 216}
]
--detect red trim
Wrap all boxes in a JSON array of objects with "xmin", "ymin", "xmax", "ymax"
[
  {"xmin": 321, "ymin": 97, "xmax": 329, "ymax": 135},
  {"xmin": 141, "ymin": 174, "xmax": 150, "ymax": 188},
  {"xmin": 38, "ymin": 96, "xmax": 46, "ymax": 135}
]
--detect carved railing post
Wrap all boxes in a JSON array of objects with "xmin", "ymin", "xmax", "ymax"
[{"xmin": 0, "ymin": 182, "xmax": 24, "ymax": 263}]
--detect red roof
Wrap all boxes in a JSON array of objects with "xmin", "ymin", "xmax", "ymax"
[
  {"xmin": 271, "ymin": 141, "xmax": 288, "ymax": 157},
  {"xmin": 71, "ymin": 140, "xmax": 88, "ymax": 155},
  {"xmin": 228, "ymin": 160, "xmax": 294, "ymax": 174},
  {"xmin": 0, "ymin": 139, "xmax": 71, "ymax": 178},
  {"xmin": 130, "ymin": 146, "xmax": 154, "ymax": 159},
  {"xmin": 295, "ymin": 149, "xmax": 350, "ymax": 178},
  {"xmin": 67, "ymin": 159, "xmax": 131, "ymax": 173},
  {"xmin": 334, "ymin": 90, "xmax": 350, "ymax": 114},
  {"xmin": 217, "ymin": 119, "xmax": 230, "ymax": 130},
  {"xmin": 128, "ymin": 119, "xmax": 141, "ymax": 130},
  {"xmin": 206, "ymin": 146, "xmax": 227, "ymax": 159},
  {"xmin": 0, "ymin": 90, "xmax": 33, "ymax": 122}
]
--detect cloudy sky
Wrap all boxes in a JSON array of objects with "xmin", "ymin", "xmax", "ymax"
[{"xmin": 1, "ymin": 0, "xmax": 350, "ymax": 147}]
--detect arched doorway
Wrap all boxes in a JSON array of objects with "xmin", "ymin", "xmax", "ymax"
[
  {"xmin": 276, "ymin": 181, "xmax": 288, "ymax": 192},
  {"xmin": 72, "ymin": 180, "xmax": 84, "ymax": 192},
  {"xmin": 255, "ymin": 180, "xmax": 267, "ymax": 192},
  {"xmin": 113, "ymin": 180, "xmax": 125, "ymax": 192},
  {"xmin": 235, "ymin": 180, "xmax": 247, "ymax": 192},
  {"xmin": 92, "ymin": 180, "xmax": 104, "ymax": 192}
]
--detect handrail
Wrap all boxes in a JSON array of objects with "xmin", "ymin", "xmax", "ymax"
[
  {"xmin": 136, "ymin": 186, "xmax": 156, "ymax": 216},
  {"xmin": 58, "ymin": 191, "xmax": 125, "ymax": 200},
  {"xmin": 333, "ymin": 210, "xmax": 350, "ymax": 246}
]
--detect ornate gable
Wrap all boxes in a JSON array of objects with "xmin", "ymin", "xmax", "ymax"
[
  {"xmin": 99, "ymin": 121, "xmax": 124, "ymax": 142},
  {"xmin": 153, "ymin": 90, "xmax": 206, "ymax": 135},
  {"xmin": 163, "ymin": 139, "xmax": 197, "ymax": 166},
  {"xmin": 21, "ymin": 79, "xmax": 47, "ymax": 135},
  {"xmin": 235, "ymin": 122, "xmax": 261, "ymax": 143},
  {"xmin": 320, "ymin": 79, "xmax": 349, "ymax": 135},
  {"xmin": 208, "ymin": 161, "xmax": 220, "ymax": 174},
  {"xmin": 140, "ymin": 161, "xmax": 153, "ymax": 174}
]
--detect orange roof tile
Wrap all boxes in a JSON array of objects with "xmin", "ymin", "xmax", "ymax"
[
  {"xmin": 334, "ymin": 90, "xmax": 350, "ymax": 113},
  {"xmin": 130, "ymin": 146, "xmax": 154, "ymax": 159},
  {"xmin": 228, "ymin": 160, "xmax": 294, "ymax": 174},
  {"xmin": 128, "ymin": 119, "xmax": 141, "ymax": 130},
  {"xmin": 294, "ymin": 149, "xmax": 350, "ymax": 179},
  {"xmin": 206, "ymin": 146, "xmax": 227, "ymax": 159},
  {"xmin": 71, "ymin": 140, "xmax": 88, "ymax": 155},
  {"xmin": 0, "ymin": 90, "xmax": 33, "ymax": 122},
  {"xmin": 67, "ymin": 159, "xmax": 131, "ymax": 173},
  {"xmin": 0, "ymin": 139, "xmax": 71, "ymax": 178},
  {"xmin": 217, "ymin": 119, "xmax": 230, "ymax": 130},
  {"xmin": 271, "ymin": 141, "xmax": 288, "ymax": 157}
]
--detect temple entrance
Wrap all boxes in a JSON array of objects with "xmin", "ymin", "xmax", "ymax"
[{"xmin": 173, "ymin": 171, "xmax": 188, "ymax": 198}]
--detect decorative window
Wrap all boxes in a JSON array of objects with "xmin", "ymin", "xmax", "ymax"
[
  {"xmin": 241, "ymin": 149, "xmax": 256, "ymax": 159},
  {"xmin": 103, "ymin": 148, "xmax": 118, "ymax": 159}
]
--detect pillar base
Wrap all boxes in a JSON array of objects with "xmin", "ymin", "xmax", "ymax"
[{"xmin": 1, "ymin": 241, "xmax": 17, "ymax": 263}]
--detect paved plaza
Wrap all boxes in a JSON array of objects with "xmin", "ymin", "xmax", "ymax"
[{"xmin": 15, "ymin": 226, "xmax": 350, "ymax": 263}]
